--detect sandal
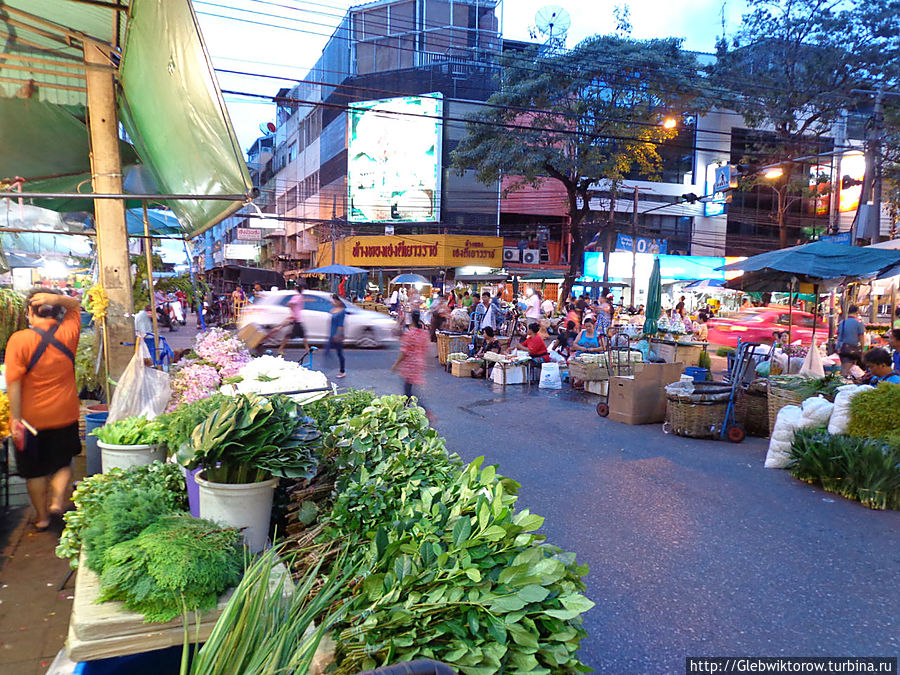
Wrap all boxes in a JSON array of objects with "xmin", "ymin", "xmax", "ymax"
[{"xmin": 33, "ymin": 520, "xmax": 50, "ymax": 532}]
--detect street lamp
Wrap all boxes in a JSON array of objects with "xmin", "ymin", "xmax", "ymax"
[
  {"xmin": 662, "ymin": 117, "xmax": 677, "ymax": 129},
  {"xmin": 763, "ymin": 167, "xmax": 784, "ymax": 180}
]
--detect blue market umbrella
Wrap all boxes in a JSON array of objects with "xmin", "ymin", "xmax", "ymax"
[
  {"xmin": 683, "ymin": 279, "xmax": 726, "ymax": 290},
  {"xmin": 643, "ymin": 257, "xmax": 662, "ymax": 335},
  {"xmin": 390, "ymin": 273, "xmax": 429, "ymax": 285},
  {"xmin": 302, "ymin": 263, "xmax": 367, "ymax": 275}
]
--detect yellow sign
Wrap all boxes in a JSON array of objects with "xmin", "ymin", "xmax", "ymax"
[{"xmin": 318, "ymin": 235, "xmax": 503, "ymax": 268}]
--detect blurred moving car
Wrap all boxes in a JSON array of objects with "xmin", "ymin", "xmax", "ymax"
[
  {"xmin": 238, "ymin": 290, "xmax": 397, "ymax": 348},
  {"xmin": 707, "ymin": 306, "xmax": 828, "ymax": 347}
]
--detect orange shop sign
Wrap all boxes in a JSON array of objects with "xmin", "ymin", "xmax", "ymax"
[{"xmin": 320, "ymin": 235, "xmax": 503, "ymax": 267}]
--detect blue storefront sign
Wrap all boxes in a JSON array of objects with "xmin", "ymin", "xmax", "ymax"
[
  {"xmin": 615, "ymin": 234, "xmax": 667, "ymax": 254},
  {"xmin": 819, "ymin": 232, "xmax": 852, "ymax": 246}
]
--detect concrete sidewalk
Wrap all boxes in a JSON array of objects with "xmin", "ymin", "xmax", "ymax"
[{"xmin": 0, "ymin": 457, "xmax": 85, "ymax": 674}]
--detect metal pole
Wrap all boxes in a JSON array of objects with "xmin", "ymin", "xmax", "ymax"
[
  {"xmin": 142, "ymin": 201, "xmax": 160, "ymax": 353},
  {"xmin": 84, "ymin": 40, "xmax": 134, "ymax": 379},
  {"xmin": 630, "ymin": 185, "xmax": 638, "ymax": 309},
  {"xmin": 787, "ymin": 278, "xmax": 794, "ymax": 346}
]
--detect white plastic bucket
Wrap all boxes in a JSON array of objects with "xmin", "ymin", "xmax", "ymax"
[
  {"xmin": 195, "ymin": 471, "xmax": 278, "ymax": 553},
  {"xmin": 98, "ymin": 441, "xmax": 165, "ymax": 472}
]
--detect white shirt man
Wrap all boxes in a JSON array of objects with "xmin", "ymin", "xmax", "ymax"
[
  {"xmin": 525, "ymin": 293, "xmax": 542, "ymax": 321},
  {"xmin": 541, "ymin": 298, "xmax": 555, "ymax": 317}
]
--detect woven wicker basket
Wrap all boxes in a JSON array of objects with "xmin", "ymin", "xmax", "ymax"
[
  {"xmin": 767, "ymin": 381, "xmax": 809, "ymax": 431},
  {"xmin": 736, "ymin": 388, "xmax": 769, "ymax": 437},
  {"xmin": 666, "ymin": 383, "xmax": 732, "ymax": 439},
  {"xmin": 436, "ymin": 332, "xmax": 471, "ymax": 365}
]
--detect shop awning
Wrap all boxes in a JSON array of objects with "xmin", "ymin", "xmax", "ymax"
[
  {"xmin": 720, "ymin": 240, "xmax": 900, "ymax": 291},
  {"xmin": 0, "ymin": 0, "xmax": 251, "ymax": 235}
]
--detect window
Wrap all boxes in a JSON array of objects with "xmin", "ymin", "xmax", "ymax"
[{"xmin": 302, "ymin": 294, "xmax": 332, "ymax": 312}]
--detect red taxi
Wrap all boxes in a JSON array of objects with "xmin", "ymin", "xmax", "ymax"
[{"xmin": 707, "ymin": 306, "xmax": 828, "ymax": 347}]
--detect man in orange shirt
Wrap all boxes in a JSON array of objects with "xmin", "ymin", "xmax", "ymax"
[{"xmin": 5, "ymin": 289, "xmax": 81, "ymax": 531}]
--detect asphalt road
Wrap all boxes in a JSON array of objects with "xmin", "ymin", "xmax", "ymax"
[{"xmin": 301, "ymin": 341, "xmax": 900, "ymax": 674}]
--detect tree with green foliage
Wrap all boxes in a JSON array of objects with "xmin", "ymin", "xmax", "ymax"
[
  {"xmin": 713, "ymin": 0, "xmax": 900, "ymax": 248},
  {"xmin": 451, "ymin": 34, "xmax": 708, "ymax": 296}
]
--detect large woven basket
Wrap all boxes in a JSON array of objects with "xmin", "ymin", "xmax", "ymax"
[
  {"xmin": 736, "ymin": 381, "xmax": 769, "ymax": 437},
  {"xmin": 436, "ymin": 332, "xmax": 471, "ymax": 365},
  {"xmin": 767, "ymin": 381, "xmax": 809, "ymax": 431},
  {"xmin": 666, "ymin": 382, "xmax": 732, "ymax": 439}
]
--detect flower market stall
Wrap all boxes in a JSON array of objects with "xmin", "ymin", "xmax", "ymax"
[{"xmin": 55, "ymin": 328, "xmax": 595, "ymax": 672}]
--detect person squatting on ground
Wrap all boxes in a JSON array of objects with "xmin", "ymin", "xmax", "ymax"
[{"xmin": 4, "ymin": 289, "xmax": 82, "ymax": 531}]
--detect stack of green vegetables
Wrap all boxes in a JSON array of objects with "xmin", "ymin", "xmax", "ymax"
[
  {"xmin": 91, "ymin": 416, "xmax": 166, "ymax": 446},
  {"xmin": 177, "ymin": 393, "xmax": 320, "ymax": 483},
  {"xmin": 56, "ymin": 461, "xmax": 243, "ymax": 622},
  {"xmin": 787, "ymin": 384, "xmax": 900, "ymax": 510},
  {"xmin": 284, "ymin": 395, "xmax": 594, "ymax": 674},
  {"xmin": 769, "ymin": 373, "xmax": 845, "ymax": 401},
  {"xmin": 0, "ymin": 288, "xmax": 27, "ymax": 355}
]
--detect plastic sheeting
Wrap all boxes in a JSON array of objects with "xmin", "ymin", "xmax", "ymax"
[{"xmin": 118, "ymin": 0, "xmax": 252, "ymax": 236}]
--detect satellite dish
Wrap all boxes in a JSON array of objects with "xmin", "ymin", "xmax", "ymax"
[
  {"xmin": 534, "ymin": 6, "xmax": 570, "ymax": 41},
  {"xmin": 258, "ymin": 122, "xmax": 277, "ymax": 135}
]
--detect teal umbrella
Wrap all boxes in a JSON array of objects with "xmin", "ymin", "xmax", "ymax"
[{"xmin": 643, "ymin": 256, "xmax": 662, "ymax": 335}]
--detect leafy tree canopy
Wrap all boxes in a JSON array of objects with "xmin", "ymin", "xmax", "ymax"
[{"xmin": 452, "ymin": 35, "xmax": 710, "ymax": 280}]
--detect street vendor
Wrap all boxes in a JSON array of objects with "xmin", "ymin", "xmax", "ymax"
[
  {"xmin": 572, "ymin": 317, "xmax": 603, "ymax": 356},
  {"xmin": 470, "ymin": 326, "xmax": 503, "ymax": 379},
  {"xmin": 861, "ymin": 347, "xmax": 900, "ymax": 385},
  {"xmin": 521, "ymin": 322, "xmax": 551, "ymax": 363},
  {"xmin": 889, "ymin": 329, "xmax": 900, "ymax": 374},
  {"xmin": 4, "ymin": 289, "xmax": 81, "ymax": 532}
]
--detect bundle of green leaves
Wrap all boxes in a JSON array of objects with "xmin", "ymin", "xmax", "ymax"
[
  {"xmin": 92, "ymin": 416, "xmax": 166, "ymax": 446},
  {"xmin": 82, "ymin": 486, "xmax": 182, "ymax": 573},
  {"xmin": 98, "ymin": 513, "xmax": 243, "ymax": 623},
  {"xmin": 302, "ymin": 389, "xmax": 376, "ymax": 432},
  {"xmin": 311, "ymin": 396, "xmax": 592, "ymax": 674},
  {"xmin": 788, "ymin": 428, "xmax": 900, "ymax": 509},
  {"xmin": 56, "ymin": 462, "xmax": 186, "ymax": 568},
  {"xmin": 177, "ymin": 393, "xmax": 320, "ymax": 483},
  {"xmin": 155, "ymin": 394, "xmax": 228, "ymax": 457},
  {"xmin": 771, "ymin": 374, "xmax": 844, "ymax": 401},
  {"xmin": 847, "ymin": 382, "xmax": 900, "ymax": 439}
]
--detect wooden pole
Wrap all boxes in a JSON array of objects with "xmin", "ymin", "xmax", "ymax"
[
  {"xmin": 84, "ymin": 40, "xmax": 134, "ymax": 379},
  {"xmin": 142, "ymin": 201, "xmax": 160, "ymax": 355}
]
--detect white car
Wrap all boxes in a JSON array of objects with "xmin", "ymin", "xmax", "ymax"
[{"xmin": 239, "ymin": 290, "xmax": 397, "ymax": 348}]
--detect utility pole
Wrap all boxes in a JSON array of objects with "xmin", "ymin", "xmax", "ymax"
[
  {"xmin": 331, "ymin": 196, "xmax": 337, "ymax": 265},
  {"xmin": 628, "ymin": 185, "xmax": 653, "ymax": 309},
  {"xmin": 83, "ymin": 40, "xmax": 134, "ymax": 380}
]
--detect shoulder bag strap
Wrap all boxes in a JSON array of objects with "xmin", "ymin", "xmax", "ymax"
[{"xmin": 25, "ymin": 323, "xmax": 75, "ymax": 374}]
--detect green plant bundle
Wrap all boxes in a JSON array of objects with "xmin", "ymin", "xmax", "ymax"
[
  {"xmin": 770, "ymin": 374, "xmax": 844, "ymax": 400},
  {"xmin": 788, "ymin": 429, "xmax": 900, "ymax": 509},
  {"xmin": 56, "ymin": 462, "xmax": 187, "ymax": 568},
  {"xmin": 178, "ymin": 393, "xmax": 320, "ymax": 483},
  {"xmin": 315, "ymin": 396, "xmax": 592, "ymax": 674},
  {"xmin": 92, "ymin": 416, "xmax": 166, "ymax": 446},
  {"xmin": 75, "ymin": 329, "xmax": 103, "ymax": 394},
  {"xmin": 303, "ymin": 389, "xmax": 376, "ymax": 431},
  {"xmin": 0, "ymin": 288, "xmax": 28, "ymax": 354},
  {"xmin": 715, "ymin": 346, "xmax": 735, "ymax": 357},
  {"xmin": 155, "ymin": 394, "xmax": 228, "ymax": 458},
  {"xmin": 98, "ymin": 514, "xmax": 243, "ymax": 623},
  {"xmin": 847, "ymin": 382, "xmax": 900, "ymax": 439},
  {"xmin": 82, "ymin": 486, "xmax": 182, "ymax": 573},
  {"xmin": 697, "ymin": 350, "xmax": 712, "ymax": 375},
  {"xmin": 186, "ymin": 546, "xmax": 354, "ymax": 675}
]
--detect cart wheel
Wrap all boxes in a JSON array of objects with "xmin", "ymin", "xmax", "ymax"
[
  {"xmin": 726, "ymin": 423, "xmax": 746, "ymax": 443},
  {"xmin": 596, "ymin": 402, "xmax": 610, "ymax": 417}
]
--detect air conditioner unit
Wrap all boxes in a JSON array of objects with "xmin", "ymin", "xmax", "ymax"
[
  {"xmin": 521, "ymin": 250, "xmax": 539, "ymax": 265},
  {"xmin": 503, "ymin": 247, "xmax": 521, "ymax": 263}
]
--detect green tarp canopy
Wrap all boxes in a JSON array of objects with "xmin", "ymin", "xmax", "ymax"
[{"xmin": 0, "ymin": 0, "xmax": 251, "ymax": 236}]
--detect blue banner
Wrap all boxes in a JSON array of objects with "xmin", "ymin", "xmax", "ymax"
[
  {"xmin": 615, "ymin": 234, "xmax": 667, "ymax": 254},
  {"xmin": 819, "ymin": 232, "xmax": 852, "ymax": 246}
]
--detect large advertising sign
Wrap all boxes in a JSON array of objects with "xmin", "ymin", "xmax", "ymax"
[
  {"xmin": 348, "ymin": 94, "xmax": 443, "ymax": 223},
  {"xmin": 584, "ymin": 252, "xmax": 746, "ymax": 282},
  {"xmin": 838, "ymin": 151, "xmax": 866, "ymax": 213}
]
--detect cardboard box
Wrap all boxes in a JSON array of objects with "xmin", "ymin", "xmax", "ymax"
[
  {"xmin": 608, "ymin": 362, "xmax": 684, "ymax": 424},
  {"xmin": 451, "ymin": 360, "xmax": 483, "ymax": 377},
  {"xmin": 237, "ymin": 323, "xmax": 267, "ymax": 349}
]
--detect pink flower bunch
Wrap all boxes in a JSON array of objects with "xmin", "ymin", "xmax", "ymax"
[
  {"xmin": 167, "ymin": 363, "xmax": 221, "ymax": 411},
  {"xmin": 194, "ymin": 328, "xmax": 251, "ymax": 379}
]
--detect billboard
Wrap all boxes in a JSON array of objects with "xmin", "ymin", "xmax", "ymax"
[
  {"xmin": 704, "ymin": 162, "xmax": 727, "ymax": 216},
  {"xmin": 224, "ymin": 243, "xmax": 260, "ymax": 261},
  {"xmin": 838, "ymin": 151, "xmax": 866, "ymax": 213},
  {"xmin": 348, "ymin": 94, "xmax": 443, "ymax": 223},
  {"xmin": 583, "ymin": 252, "xmax": 746, "ymax": 282}
]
